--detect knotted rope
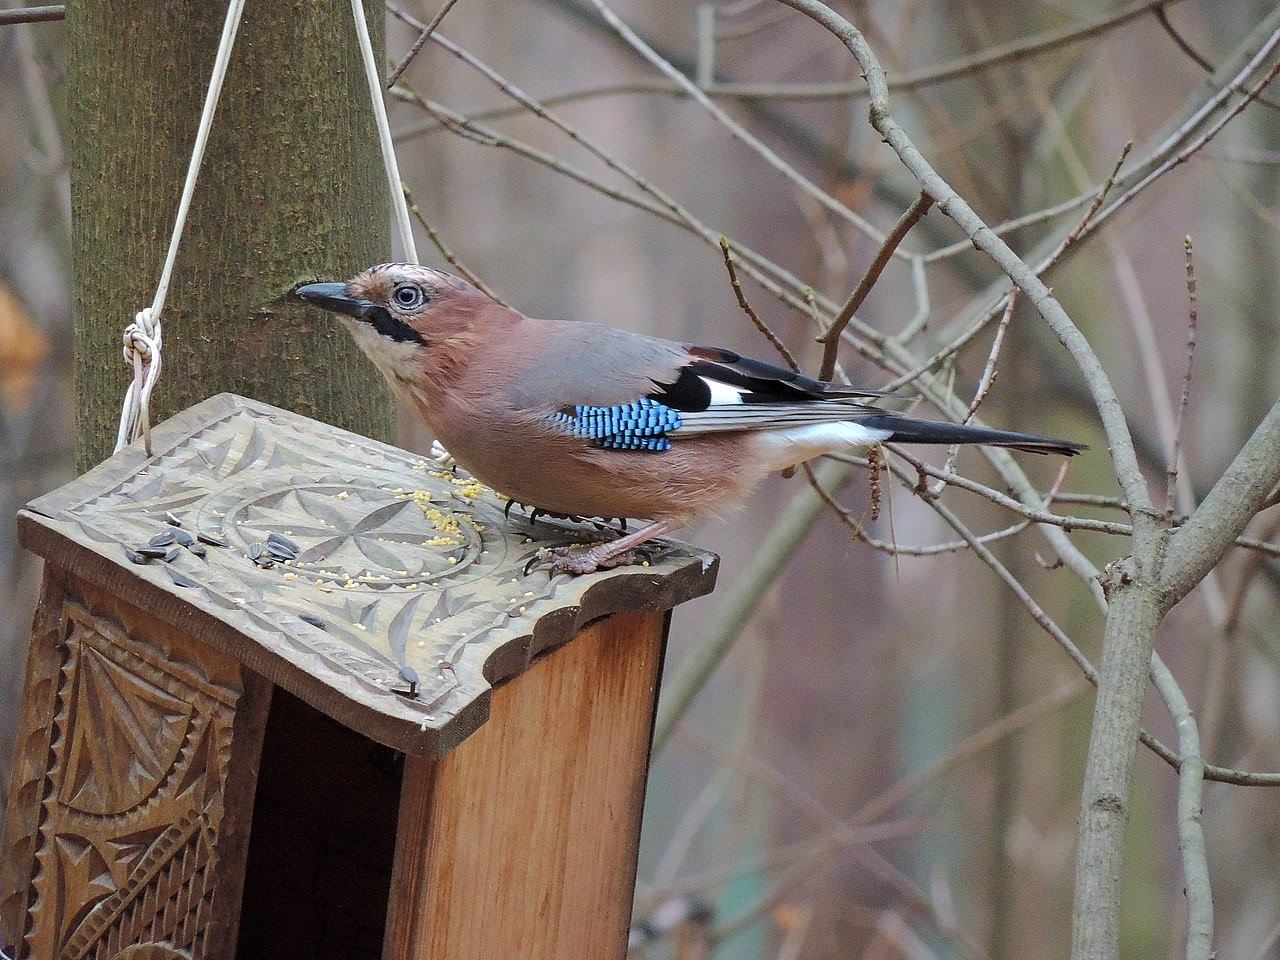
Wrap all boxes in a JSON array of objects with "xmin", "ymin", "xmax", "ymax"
[{"xmin": 115, "ymin": 0, "xmax": 417, "ymax": 455}]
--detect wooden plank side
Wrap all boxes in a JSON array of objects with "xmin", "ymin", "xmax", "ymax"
[{"xmin": 384, "ymin": 610, "xmax": 666, "ymax": 960}]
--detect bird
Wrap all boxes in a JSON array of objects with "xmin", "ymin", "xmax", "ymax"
[{"xmin": 295, "ymin": 263, "xmax": 1084, "ymax": 574}]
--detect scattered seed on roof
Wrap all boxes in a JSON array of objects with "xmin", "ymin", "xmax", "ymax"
[{"xmin": 167, "ymin": 569, "xmax": 197, "ymax": 589}]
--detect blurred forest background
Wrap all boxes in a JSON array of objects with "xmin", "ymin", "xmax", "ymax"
[{"xmin": 3, "ymin": 1, "xmax": 1280, "ymax": 958}]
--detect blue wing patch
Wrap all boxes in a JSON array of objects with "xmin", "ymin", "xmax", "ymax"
[{"xmin": 550, "ymin": 398, "xmax": 683, "ymax": 452}]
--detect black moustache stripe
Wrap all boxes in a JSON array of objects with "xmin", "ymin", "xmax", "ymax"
[{"xmin": 364, "ymin": 307, "xmax": 426, "ymax": 345}]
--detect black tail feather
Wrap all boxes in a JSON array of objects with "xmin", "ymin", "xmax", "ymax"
[{"xmin": 856, "ymin": 414, "xmax": 1085, "ymax": 456}]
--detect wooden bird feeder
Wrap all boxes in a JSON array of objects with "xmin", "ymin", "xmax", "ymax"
[{"xmin": 0, "ymin": 393, "xmax": 717, "ymax": 960}]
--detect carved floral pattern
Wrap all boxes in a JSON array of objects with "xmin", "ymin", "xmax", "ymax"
[{"xmin": 15, "ymin": 602, "xmax": 239, "ymax": 960}]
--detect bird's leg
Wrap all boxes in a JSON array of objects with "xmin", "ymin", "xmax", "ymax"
[{"xmin": 529, "ymin": 520, "xmax": 675, "ymax": 576}]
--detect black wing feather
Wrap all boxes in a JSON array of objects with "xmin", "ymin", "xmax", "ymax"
[{"xmin": 647, "ymin": 345, "xmax": 887, "ymax": 411}]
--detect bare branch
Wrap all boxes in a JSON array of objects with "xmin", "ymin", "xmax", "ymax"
[
  {"xmin": 1161, "ymin": 397, "xmax": 1280, "ymax": 609},
  {"xmin": 583, "ymin": 0, "xmax": 892, "ymax": 247},
  {"xmin": 402, "ymin": 186, "xmax": 507, "ymax": 306},
  {"xmin": 1156, "ymin": 3, "xmax": 1280, "ymax": 111},
  {"xmin": 1149, "ymin": 658, "xmax": 1213, "ymax": 960},
  {"xmin": 385, "ymin": 0, "xmax": 461, "ymax": 89},
  {"xmin": 908, "ymin": 22, "xmax": 1280, "ymax": 392},
  {"xmin": 879, "ymin": 141, "xmax": 1129, "ymax": 394},
  {"xmin": 963, "ymin": 290, "xmax": 1016, "ymax": 422},
  {"xmin": 1165, "ymin": 237, "xmax": 1199, "ymax": 523},
  {"xmin": 718, "ymin": 238, "xmax": 800, "ymax": 371},
  {"xmin": 818, "ymin": 193, "xmax": 933, "ymax": 381}
]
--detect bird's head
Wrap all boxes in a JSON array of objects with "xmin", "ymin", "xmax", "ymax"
[{"xmin": 294, "ymin": 262, "xmax": 483, "ymax": 380}]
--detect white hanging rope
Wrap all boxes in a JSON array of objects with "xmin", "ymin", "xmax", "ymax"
[
  {"xmin": 114, "ymin": 0, "xmax": 247, "ymax": 456},
  {"xmin": 351, "ymin": 0, "xmax": 419, "ymax": 264},
  {"xmin": 115, "ymin": 0, "xmax": 417, "ymax": 457}
]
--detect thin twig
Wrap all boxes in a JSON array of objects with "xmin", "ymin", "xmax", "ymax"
[
  {"xmin": 883, "ymin": 141, "xmax": 1131, "ymax": 393},
  {"xmin": 896, "ymin": 28, "xmax": 1280, "ymax": 393},
  {"xmin": 388, "ymin": 32, "xmax": 866, "ymax": 337},
  {"xmin": 1156, "ymin": 4, "xmax": 1280, "ymax": 110},
  {"xmin": 385, "ymin": 0, "xmax": 461, "ymax": 89},
  {"xmin": 1166, "ymin": 236, "xmax": 1199, "ymax": 525},
  {"xmin": 584, "ymin": 0, "xmax": 892, "ymax": 247},
  {"xmin": 807, "ymin": 461, "xmax": 1037, "ymax": 557},
  {"xmin": 873, "ymin": 454, "xmax": 1280, "ymax": 789},
  {"xmin": 818, "ymin": 193, "xmax": 933, "ymax": 380},
  {"xmin": 719, "ymin": 238, "xmax": 799, "ymax": 371},
  {"xmin": 964, "ymin": 290, "xmax": 1016, "ymax": 423},
  {"xmin": 402, "ymin": 186, "xmax": 507, "ymax": 305}
]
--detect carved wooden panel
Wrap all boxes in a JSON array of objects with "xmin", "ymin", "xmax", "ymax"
[
  {"xmin": 19, "ymin": 394, "xmax": 716, "ymax": 755},
  {"xmin": 0, "ymin": 580, "xmax": 257, "ymax": 960}
]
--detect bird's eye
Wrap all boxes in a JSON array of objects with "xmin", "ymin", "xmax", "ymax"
[{"xmin": 392, "ymin": 283, "xmax": 426, "ymax": 310}]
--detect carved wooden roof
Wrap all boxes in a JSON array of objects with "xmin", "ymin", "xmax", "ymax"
[{"xmin": 19, "ymin": 394, "xmax": 718, "ymax": 756}]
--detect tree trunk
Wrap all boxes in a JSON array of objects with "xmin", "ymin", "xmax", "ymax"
[{"xmin": 69, "ymin": 0, "xmax": 395, "ymax": 471}]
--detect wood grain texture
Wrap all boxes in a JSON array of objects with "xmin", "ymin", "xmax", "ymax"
[
  {"xmin": 68, "ymin": 0, "xmax": 394, "ymax": 469},
  {"xmin": 21, "ymin": 394, "xmax": 716, "ymax": 756},
  {"xmin": 0, "ymin": 574, "xmax": 269, "ymax": 960},
  {"xmin": 384, "ymin": 610, "xmax": 667, "ymax": 960}
]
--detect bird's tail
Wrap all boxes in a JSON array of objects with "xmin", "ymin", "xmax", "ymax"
[{"xmin": 855, "ymin": 414, "xmax": 1085, "ymax": 456}]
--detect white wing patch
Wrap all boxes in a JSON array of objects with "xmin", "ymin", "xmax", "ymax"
[{"xmin": 701, "ymin": 376, "xmax": 747, "ymax": 406}]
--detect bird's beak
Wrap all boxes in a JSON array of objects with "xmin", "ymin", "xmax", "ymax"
[{"xmin": 293, "ymin": 281, "xmax": 376, "ymax": 319}]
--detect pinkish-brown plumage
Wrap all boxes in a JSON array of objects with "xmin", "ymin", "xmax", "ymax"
[
  {"xmin": 296, "ymin": 263, "xmax": 1083, "ymax": 572},
  {"xmin": 348, "ymin": 271, "xmax": 768, "ymax": 522}
]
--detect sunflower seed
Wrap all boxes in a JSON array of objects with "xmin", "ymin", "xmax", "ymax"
[
  {"xmin": 125, "ymin": 548, "xmax": 150, "ymax": 565},
  {"xmin": 298, "ymin": 612, "xmax": 326, "ymax": 629},
  {"xmin": 170, "ymin": 529, "xmax": 194, "ymax": 546},
  {"xmin": 167, "ymin": 568, "xmax": 197, "ymax": 588},
  {"xmin": 188, "ymin": 543, "xmax": 207, "ymax": 558},
  {"xmin": 266, "ymin": 541, "xmax": 297, "ymax": 561},
  {"xmin": 164, "ymin": 546, "xmax": 182, "ymax": 563},
  {"xmin": 267, "ymin": 532, "xmax": 299, "ymax": 552},
  {"xmin": 149, "ymin": 530, "xmax": 176, "ymax": 548},
  {"xmin": 136, "ymin": 546, "xmax": 169, "ymax": 559},
  {"xmin": 197, "ymin": 532, "xmax": 228, "ymax": 547},
  {"xmin": 165, "ymin": 512, "xmax": 183, "ymax": 527}
]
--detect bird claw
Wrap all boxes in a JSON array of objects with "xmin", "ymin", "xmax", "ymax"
[
  {"xmin": 499, "ymin": 500, "xmax": 629, "ymax": 532},
  {"xmin": 522, "ymin": 544, "xmax": 648, "ymax": 577}
]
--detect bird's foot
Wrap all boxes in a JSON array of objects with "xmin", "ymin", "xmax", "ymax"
[
  {"xmin": 524, "ymin": 543, "xmax": 652, "ymax": 576},
  {"xmin": 502, "ymin": 500, "xmax": 627, "ymax": 532},
  {"xmin": 426, "ymin": 440, "xmax": 457, "ymax": 473}
]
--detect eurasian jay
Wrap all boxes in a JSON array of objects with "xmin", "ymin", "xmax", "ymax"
[{"xmin": 296, "ymin": 264, "xmax": 1083, "ymax": 574}]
